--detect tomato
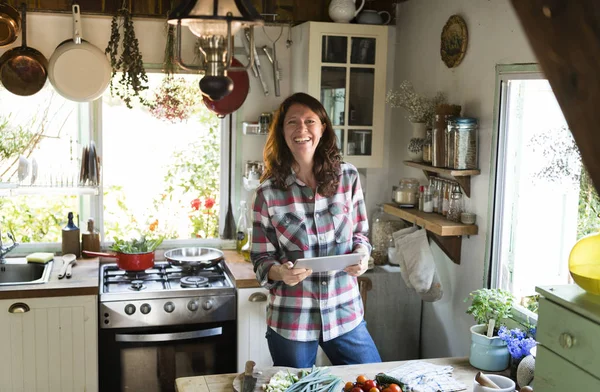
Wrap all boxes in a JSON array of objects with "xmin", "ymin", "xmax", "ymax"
[
  {"xmin": 388, "ymin": 384, "xmax": 402, "ymax": 392},
  {"xmin": 351, "ymin": 387, "xmax": 363, "ymax": 392},
  {"xmin": 345, "ymin": 382, "xmax": 355, "ymax": 391},
  {"xmin": 356, "ymin": 375, "xmax": 367, "ymax": 385},
  {"xmin": 364, "ymin": 380, "xmax": 377, "ymax": 391},
  {"xmin": 368, "ymin": 388, "xmax": 379, "ymax": 392},
  {"xmin": 382, "ymin": 388, "xmax": 392, "ymax": 392}
]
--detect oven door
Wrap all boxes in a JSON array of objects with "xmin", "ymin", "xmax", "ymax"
[{"xmin": 99, "ymin": 321, "xmax": 237, "ymax": 392}]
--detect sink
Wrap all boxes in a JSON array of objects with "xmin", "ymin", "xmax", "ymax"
[{"xmin": 0, "ymin": 260, "xmax": 54, "ymax": 286}]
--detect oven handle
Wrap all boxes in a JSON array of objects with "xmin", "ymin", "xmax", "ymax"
[{"xmin": 115, "ymin": 327, "xmax": 223, "ymax": 343}]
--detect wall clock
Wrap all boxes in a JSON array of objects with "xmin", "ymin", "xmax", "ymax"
[{"xmin": 440, "ymin": 15, "xmax": 468, "ymax": 68}]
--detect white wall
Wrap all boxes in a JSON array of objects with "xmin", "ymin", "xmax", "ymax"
[{"xmin": 388, "ymin": 0, "xmax": 537, "ymax": 358}]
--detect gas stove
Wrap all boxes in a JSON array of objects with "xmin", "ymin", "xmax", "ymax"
[{"xmin": 99, "ymin": 261, "xmax": 236, "ymax": 329}]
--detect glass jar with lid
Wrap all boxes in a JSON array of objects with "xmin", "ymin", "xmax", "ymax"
[
  {"xmin": 370, "ymin": 204, "xmax": 405, "ymax": 265},
  {"xmin": 448, "ymin": 117, "xmax": 478, "ymax": 170},
  {"xmin": 394, "ymin": 178, "xmax": 419, "ymax": 207},
  {"xmin": 447, "ymin": 184, "xmax": 464, "ymax": 222}
]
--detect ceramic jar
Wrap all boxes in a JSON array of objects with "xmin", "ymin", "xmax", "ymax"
[
  {"xmin": 329, "ymin": 0, "xmax": 365, "ymax": 23},
  {"xmin": 408, "ymin": 122, "xmax": 427, "ymax": 162},
  {"xmin": 469, "ymin": 324, "xmax": 510, "ymax": 372},
  {"xmin": 357, "ymin": 10, "xmax": 391, "ymax": 25}
]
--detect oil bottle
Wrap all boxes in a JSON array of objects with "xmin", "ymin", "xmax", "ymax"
[{"xmin": 236, "ymin": 200, "xmax": 249, "ymax": 253}]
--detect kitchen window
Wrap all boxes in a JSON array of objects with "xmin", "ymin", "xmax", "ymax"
[
  {"xmin": 489, "ymin": 65, "xmax": 600, "ymax": 318},
  {"xmin": 0, "ymin": 71, "xmax": 233, "ymax": 253}
]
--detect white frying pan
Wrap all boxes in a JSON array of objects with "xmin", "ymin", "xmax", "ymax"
[{"xmin": 48, "ymin": 4, "xmax": 111, "ymax": 102}]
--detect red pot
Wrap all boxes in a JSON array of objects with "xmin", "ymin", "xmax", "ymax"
[
  {"xmin": 82, "ymin": 250, "xmax": 155, "ymax": 271},
  {"xmin": 202, "ymin": 57, "xmax": 250, "ymax": 118}
]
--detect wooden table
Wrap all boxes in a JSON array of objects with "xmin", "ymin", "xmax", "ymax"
[{"xmin": 175, "ymin": 357, "xmax": 483, "ymax": 392}]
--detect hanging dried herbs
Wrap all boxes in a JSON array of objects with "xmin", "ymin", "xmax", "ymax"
[{"xmin": 105, "ymin": 4, "xmax": 149, "ymax": 109}]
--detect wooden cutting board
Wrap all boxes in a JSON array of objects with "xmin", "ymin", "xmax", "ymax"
[{"xmin": 232, "ymin": 367, "xmax": 299, "ymax": 392}]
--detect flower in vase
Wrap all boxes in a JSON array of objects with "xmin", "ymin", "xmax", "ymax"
[{"xmin": 498, "ymin": 326, "xmax": 538, "ymax": 361}]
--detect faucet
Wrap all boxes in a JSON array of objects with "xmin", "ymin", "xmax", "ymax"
[{"xmin": 0, "ymin": 229, "xmax": 19, "ymax": 264}]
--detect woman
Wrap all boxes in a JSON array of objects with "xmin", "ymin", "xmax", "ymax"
[{"xmin": 251, "ymin": 92, "xmax": 381, "ymax": 368}]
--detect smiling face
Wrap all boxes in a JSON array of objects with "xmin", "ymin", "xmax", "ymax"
[{"xmin": 282, "ymin": 103, "xmax": 325, "ymax": 166}]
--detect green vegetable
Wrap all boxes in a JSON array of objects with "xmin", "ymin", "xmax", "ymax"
[
  {"xmin": 375, "ymin": 373, "xmax": 405, "ymax": 389},
  {"xmin": 284, "ymin": 367, "xmax": 342, "ymax": 392},
  {"xmin": 109, "ymin": 236, "xmax": 163, "ymax": 254}
]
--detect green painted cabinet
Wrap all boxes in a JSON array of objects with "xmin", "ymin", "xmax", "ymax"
[{"xmin": 536, "ymin": 285, "xmax": 600, "ymax": 390}]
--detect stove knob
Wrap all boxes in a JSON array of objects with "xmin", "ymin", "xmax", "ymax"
[
  {"xmin": 124, "ymin": 304, "xmax": 136, "ymax": 315},
  {"xmin": 140, "ymin": 303, "xmax": 151, "ymax": 315},
  {"xmin": 187, "ymin": 300, "xmax": 199, "ymax": 312},
  {"xmin": 164, "ymin": 302, "xmax": 175, "ymax": 313},
  {"xmin": 202, "ymin": 300, "xmax": 213, "ymax": 311}
]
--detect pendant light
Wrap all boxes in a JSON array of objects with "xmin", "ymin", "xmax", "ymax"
[{"xmin": 168, "ymin": 0, "xmax": 263, "ymax": 101}]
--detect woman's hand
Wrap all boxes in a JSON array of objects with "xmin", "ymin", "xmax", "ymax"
[
  {"xmin": 269, "ymin": 261, "xmax": 312, "ymax": 286},
  {"xmin": 344, "ymin": 245, "xmax": 370, "ymax": 277}
]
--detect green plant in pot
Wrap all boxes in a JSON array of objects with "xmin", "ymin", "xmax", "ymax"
[{"xmin": 465, "ymin": 288, "xmax": 514, "ymax": 371}]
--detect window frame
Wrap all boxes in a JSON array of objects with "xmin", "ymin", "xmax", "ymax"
[
  {"xmin": 6, "ymin": 66, "xmax": 238, "ymax": 256},
  {"xmin": 486, "ymin": 63, "xmax": 543, "ymax": 324}
]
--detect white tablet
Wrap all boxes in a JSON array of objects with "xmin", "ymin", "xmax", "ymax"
[{"xmin": 293, "ymin": 253, "xmax": 363, "ymax": 273}]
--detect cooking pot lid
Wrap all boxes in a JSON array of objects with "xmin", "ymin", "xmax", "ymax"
[{"xmin": 164, "ymin": 247, "xmax": 224, "ymax": 264}]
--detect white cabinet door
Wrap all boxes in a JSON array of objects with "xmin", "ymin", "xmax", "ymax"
[
  {"xmin": 292, "ymin": 22, "xmax": 389, "ymax": 169},
  {"xmin": 0, "ymin": 295, "xmax": 98, "ymax": 392},
  {"xmin": 237, "ymin": 288, "xmax": 273, "ymax": 372},
  {"xmin": 237, "ymin": 288, "xmax": 330, "ymax": 371}
]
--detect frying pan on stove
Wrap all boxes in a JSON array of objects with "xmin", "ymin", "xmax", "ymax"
[{"xmin": 164, "ymin": 247, "xmax": 224, "ymax": 269}]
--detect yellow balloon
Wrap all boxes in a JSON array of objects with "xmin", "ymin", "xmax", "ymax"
[{"xmin": 569, "ymin": 232, "xmax": 600, "ymax": 295}]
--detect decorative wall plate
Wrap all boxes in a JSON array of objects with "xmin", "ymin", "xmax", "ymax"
[{"xmin": 440, "ymin": 15, "xmax": 468, "ymax": 68}]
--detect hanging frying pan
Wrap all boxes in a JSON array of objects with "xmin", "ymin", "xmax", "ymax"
[
  {"xmin": 203, "ymin": 57, "xmax": 250, "ymax": 118},
  {"xmin": 0, "ymin": 1, "xmax": 20, "ymax": 47},
  {"xmin": 48, "ymin": 3, "xmax": 111, "ymax": 102},
  {"xmin": 0, "ymin": 4, "xmax": 47, "ymax": 96}
]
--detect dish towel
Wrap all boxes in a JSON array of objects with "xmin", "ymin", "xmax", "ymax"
[
  {"xmin": 379, "ymin": 361, "xmax": 467, "ymax": 392},
  {"xmin": 392, "ymin": 228, "xmax": 443, "ymax": 302}
]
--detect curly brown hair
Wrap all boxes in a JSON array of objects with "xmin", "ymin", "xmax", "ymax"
[{"xmin": 261, "ymin": 93, "xmax": 342, "ymax": 197}]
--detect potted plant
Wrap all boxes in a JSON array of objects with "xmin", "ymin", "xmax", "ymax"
[{"xmin": 465, "ymin": 288, "xmax": 514, "ymax": 371}]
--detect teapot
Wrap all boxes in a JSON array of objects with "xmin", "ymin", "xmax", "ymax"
[
  {"xmin": 357, "ymin": 9, "xmax": 391, "ymax": 25},
  {"xmin": 329, "ymin": 0, "xmax": 365, "ymax": 23}
]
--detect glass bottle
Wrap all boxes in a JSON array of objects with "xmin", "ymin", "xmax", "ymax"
[
  {"xmin": 447, "ymin": 184, "xmax": 464, "ymax": 222},
  {"xmin": 432, "ymin": 179, "xmax": 440, "ymax": 213},
  {"xmin": 241, "ymin": 228, "xmax": 252, "ymax": 262},
  {"xmin": 236, "ymin": 200, "xmax": 249, "ymax": 253},
  {"xmin": 423, "ymin": 186, "xmax": 433, "ymax": 213},
  {"xmin": 442, "ymin": 181, "xmax": 450, "ymax": 217}
]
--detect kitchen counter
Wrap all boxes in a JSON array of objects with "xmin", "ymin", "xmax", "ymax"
[
  {"xmin": 222, "ymin": 250, "xmax": 260, "ymax": 289},
  {"xmin": 175, "ymin": 357, "xmax": 484, "ymax": 392},
  {"xmin": 0, "ymin": 256, "xmax": 100, "ymax": 300}
]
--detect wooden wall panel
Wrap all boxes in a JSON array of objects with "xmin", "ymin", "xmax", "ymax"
[{"xmin": 510, "ymin": 0, "xmax": 600, "ymax": 194}]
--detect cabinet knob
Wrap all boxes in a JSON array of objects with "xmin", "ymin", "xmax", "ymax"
[
  {"xmin": 559, "ymin": 332, "xmax": 576, "ymax": 349},
  {"xmin": 8, "ymin": 302, "xmax": 30, "ymax": 313},
  {"xmin": 249, "ymin": 292, "xmax": 267, "ymax": 302}
]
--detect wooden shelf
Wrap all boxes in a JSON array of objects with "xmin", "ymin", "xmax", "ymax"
[
  {"xmin": 383, "ymin": 203, "xmax": 478, "ymax": 265},
  {"xmin": 403, "ymin": 161, "xmax": 480, "ymax": 197}
]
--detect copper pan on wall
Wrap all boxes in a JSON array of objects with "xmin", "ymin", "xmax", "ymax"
[
  {"xmin": 0, "ymin": 4, "xmax": 48, "ymax": 96},
  {"xmin": 0, "ymin": 1, "xmax": 20, "ymax": 47}
]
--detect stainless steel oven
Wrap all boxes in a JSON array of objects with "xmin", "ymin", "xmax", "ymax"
[
  {"xmin": 99, "ymin": 321, "xmax": 236, "ymax": 392},
  {"xmin": 98, "ymin": 262, "xmax": 237, "ymax": 392}
]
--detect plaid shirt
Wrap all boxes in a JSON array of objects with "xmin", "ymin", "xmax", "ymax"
[{"xmin": 251, "ymin": 162, "xmax": 371, "ymax": 342}]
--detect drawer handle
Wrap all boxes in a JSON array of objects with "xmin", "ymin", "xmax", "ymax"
[
  {"xmin": 8, "ymin": 303, "xmax": 30, "ymax": 313},
  {"xmin": 559, "ymin": 333, "xmax": 576, "ymax": 349},
  {"xmin": 248, "ymin": 292, "xmax": 267, "ymax": 302}
]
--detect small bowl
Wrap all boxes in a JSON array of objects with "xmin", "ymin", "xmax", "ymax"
[
  {"xmin": 473, "ymin": 374, "xmax": 515, "ymax": 392},
  {"xmin": 461, "ymin": 212, "xmax": 476, "ymax": 225}
]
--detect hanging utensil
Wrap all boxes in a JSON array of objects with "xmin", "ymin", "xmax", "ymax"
[
  {"xmin": 244, "ymin": 29, "xmax": 269, "ymax": 96},
  {"xmin": 47, "ymin": 3, "xmax": 111, "ymax": 102},
  {"xmin": 202, "ymin": 57, "xmax": 249, "ymax": 118},
  {"xmin": 263, "ymin": 25, "xmax": 283, "ymax": 97},
  {"xmin": 221, "ymin": 114, "xmax": 236, "ymax": 240},
  {"xmin": 0, "ymin": 1, "xmax": 21, "ymax": 47},
  {"xmin": 261, "ymin": 45, "xmax": 281, "ymax": 98},
  {"xmin": 0, "ymin": 3, "xmax": 48, "ymax": 96}
]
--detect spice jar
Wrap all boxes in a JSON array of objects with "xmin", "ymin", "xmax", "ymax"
[
  {"xmin": 371, "ymin": 204, "xmax": 405, "ymax": 265},
  {"xmin": 394, "ymin": 178, "xmax": 419, "ymax": 206}
]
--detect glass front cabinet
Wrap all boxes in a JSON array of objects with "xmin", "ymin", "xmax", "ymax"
[{"xmin": 291, "ymin": 22, "xmax": 389, "ymax": 168}]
